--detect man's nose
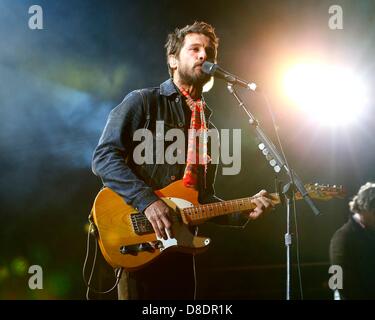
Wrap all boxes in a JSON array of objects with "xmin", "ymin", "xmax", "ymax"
[{"xmin": 198, "ymin": 49, "xmax": 207, "ymax": 61}]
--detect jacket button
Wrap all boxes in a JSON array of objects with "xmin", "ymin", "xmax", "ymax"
[
  {"xmin": 178, "ymin": 122, "xmax": 184, "ymax": 127},
  {"xmin": 170, "ymin": 175, "xmax": 176, "ymax": 181},
  {"xmin": 175, "ymin": 97, "xmax": 180, "ymax": 103}
]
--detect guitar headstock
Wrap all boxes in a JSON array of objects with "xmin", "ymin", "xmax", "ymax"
[{"xmin": 303, "ymin": 183, "xmax": 347, "ymax": 201}]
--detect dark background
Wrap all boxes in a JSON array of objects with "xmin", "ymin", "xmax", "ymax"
[{"xmin": 1, "ymin": 0, "xmax": 374, "ymax": 299}]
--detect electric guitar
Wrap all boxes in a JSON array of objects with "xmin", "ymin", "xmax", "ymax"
[{"xmin": 90, "ymin": 180, "xmax": 345, "ymax": 271}]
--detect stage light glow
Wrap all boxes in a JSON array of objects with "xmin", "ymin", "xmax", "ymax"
[
  {"xmin": 0, "ymin": 266, "xmax": 10, "ymax": 282},
  {"xmin": 283, "ymin": 63, "xmax": 368, "ymax": 126},
  {"xmin": 10, "ymin": 257, "xmax": 28, "ymax": 276},
  {"xmin": 46, "ymin": 273, "xmax": 72, "ymax": 297}
]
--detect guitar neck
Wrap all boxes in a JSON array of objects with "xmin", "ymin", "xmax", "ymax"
[
  {"xmin": 179, "ymin": 180, "xmax": 346, "ymax": 225},
  {"xmin": 182, "ymin": 192, "xmax": 285, "ymax": 224}
]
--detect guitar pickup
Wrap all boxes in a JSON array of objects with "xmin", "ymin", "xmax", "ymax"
[
  {"xmin": 119, "ymin": 245, "xmax": 138, "ymax": 255},
  {"xmin": 138, "ymin": 242, "xmax": 155, "ymax": 252},
  {"xmin": 119, "ymin": 242, "xmax": 157, "ymax": 255}
]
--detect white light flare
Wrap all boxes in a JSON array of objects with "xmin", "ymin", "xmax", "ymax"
[{"xmin": 283, "ymin": 63, "xmax": 368, "ymax": 126}]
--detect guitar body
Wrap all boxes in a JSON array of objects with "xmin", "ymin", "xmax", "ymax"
[
  {"xmin": 91, "ymin": 180, "xmax": 211, "ymax": 271},
  {"xmin": 90, "ymin": 178, "xmax": 344, "ymax": 271}
]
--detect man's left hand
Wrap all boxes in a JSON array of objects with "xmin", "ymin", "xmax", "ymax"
[{"xmin": 248, "ymin": 190, "xmax": 274, "ymax": 220}]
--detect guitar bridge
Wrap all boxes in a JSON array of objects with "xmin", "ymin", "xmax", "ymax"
[{"xmin": 130, "ymin": 213, "xmax": 153, "ymax": 235}]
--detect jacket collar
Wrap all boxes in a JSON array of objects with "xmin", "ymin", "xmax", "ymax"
[
  {"xmin": 160, "ymin": 78, "xmax": 213, "ymax": 118},
  {"xmin": 160, "ymin": 78, "xmax": 178, "ymax": 96}
]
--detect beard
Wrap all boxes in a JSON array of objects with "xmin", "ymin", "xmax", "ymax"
[{"xmin": 178, "ymin": 63, "xmax": 211, "ymax": 87}]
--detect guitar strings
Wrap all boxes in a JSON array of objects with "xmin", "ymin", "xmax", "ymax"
[
  {"xmin": 132, "ymin": 195, "xmax": 263, "ymax": 223},
  {"xmin": 131, "ymin": 201, "xmax": 256, "ymax": 232}
]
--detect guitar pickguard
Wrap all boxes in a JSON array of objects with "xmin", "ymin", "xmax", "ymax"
[{"xmin": 157, "ymin": 197, "xmax": 210, "ymax": 251}]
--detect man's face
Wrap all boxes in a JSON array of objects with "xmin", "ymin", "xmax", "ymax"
[{"xmin": 174, "ymin": 33, "xmax": 216, "ymax": 86}]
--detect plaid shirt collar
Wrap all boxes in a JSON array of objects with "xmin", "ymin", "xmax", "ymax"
[{"xmin": 160, "ymin": 78, "xmax": 213, "ymax": 118}]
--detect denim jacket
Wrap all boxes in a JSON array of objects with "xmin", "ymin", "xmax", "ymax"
[{"xmin": 92, "ymin": 79, "xmax": 248, "ymax": 226}]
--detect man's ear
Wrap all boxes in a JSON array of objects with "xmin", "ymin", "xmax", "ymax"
[{"xmin": 168, "ymin": 54, "xmax": 178, "ymax": 69}]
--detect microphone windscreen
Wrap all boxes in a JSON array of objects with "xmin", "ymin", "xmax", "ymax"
[{"xmin": 202, "ymin": 61, "xmax": 216, "ymax": 76}]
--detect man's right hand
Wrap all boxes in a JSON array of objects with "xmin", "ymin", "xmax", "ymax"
[{"xmin": 144, "ymin": 200, "xmax": 173, "ymax": 240}]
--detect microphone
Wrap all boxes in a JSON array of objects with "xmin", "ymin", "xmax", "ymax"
[{"xmin": 202, "ymin": 61, "xmax": 258, "ymax": 91}]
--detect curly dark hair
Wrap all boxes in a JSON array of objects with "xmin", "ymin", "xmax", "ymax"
[
  {"xmin": 349, "ymin": 182, "xmax": 375, "ymax": 214},
  {"xmin": 165, "ymin": 21, "xmax": 219, "ymax": 77}
]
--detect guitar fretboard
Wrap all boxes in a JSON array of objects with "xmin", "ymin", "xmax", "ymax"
[{"xmin": 182, "ymin": 194, "xmax": 281, "ymax": 222}]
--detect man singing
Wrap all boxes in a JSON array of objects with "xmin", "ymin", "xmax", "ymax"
[{"xmin": 92, "ymin": 21, "xmax": 273, "ymax": 299}]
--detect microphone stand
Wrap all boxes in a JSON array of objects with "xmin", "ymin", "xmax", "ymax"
[{"xmin": 226, "ymin": 83, "xmax": 320, "ymax": 300}]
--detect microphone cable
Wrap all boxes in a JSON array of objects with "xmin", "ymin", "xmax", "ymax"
[
  {"xmin": 260, "ymin": 91, "xmax": 304, "ymax": 300},
  {"xmin": 82, "ymin": 220, "xmax": 123, "ymax": 299}
]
